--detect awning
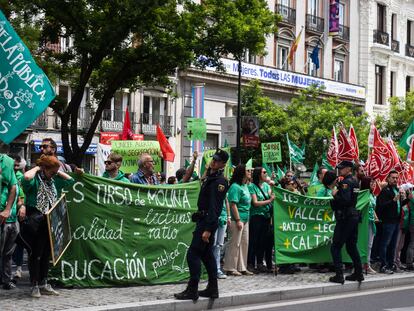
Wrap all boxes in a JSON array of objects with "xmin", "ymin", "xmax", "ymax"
[{"xmin": 32, "ymin": 140, "xmax": 97, "ymax": 155}]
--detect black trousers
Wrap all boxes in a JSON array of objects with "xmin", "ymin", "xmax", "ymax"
[
  {"xmin": 248, "ymin": 215, "xmax": 272, "ymax": 268},
  {"xmin": 20, "ymin": 211, "xmax": 51, "ymax": 285},
  {"xmin": 186, "ymin": 224, "xmax": 217, "ymax": 285},
  {"xmin": 330, "ymin": 216, "xmax": 362, "ymax": 273}
]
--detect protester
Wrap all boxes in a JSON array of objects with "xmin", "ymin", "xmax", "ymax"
[
  {"xmin": 213, "ymin": 197, "xmax": 230, "ymax": 279},
  {"xmin": 174, "ymin": 149, "xmax": 229, "ymax": 300},
  {"xmin": 405, "ymin": 187, "xmax": 414, "ymax": 270},
  {"xmin": 0, "ymin": 154, "xmax": 18, "ymax": 290},
  {"xmin": 176, "ymin": 151, "xmax": 198, "ymax": 183},
  {"xmin": 223, "ymin": 164, "xmax": 253, "ymax": 276},
  {"xmin": 247, "ymin": 167, "xmax": 275, "ymax": 273},
  {"xmin": 376, "ymin": 170, "xmax": 410, "ymax": 274},
  {"xmin": 308, "ymin": 167, "xmax": 328, "ymax": 196},
  {"xmin": 329, "ymin": 160, "xmax": 363, "ymax": 284},
  {"xmin": 394, "ymin": 198, "xmax": 410, "ymax": 272},
  {"xmin": 21, "ymin": 155, "xmax": 74, "ymax": 298},
  {"xmin": 102, "ymin": 153, "xmax": 130, "ymax": 183},
  {"xmin": 167, "ymin": 176, "xmax": 177, "ymax": 184},
  {"xmin": 40, "ymin": 138, "xmax": 72, "ymax": 172},
  {"xmin": 316, "ymin": 170, "xmax": 337, "ymax": 197},
  {"xmin": 130, "ymin": 153, "xmax": 159, "ymax": 185}
]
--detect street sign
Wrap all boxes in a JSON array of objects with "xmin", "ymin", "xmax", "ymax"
[
  {"xmin": 221, "ymin": 117, "xmax": 237, "ymax": 147},
  {"xmin": 261, "ymin": 142, "xmax": 282, "ymax": 163},
  {"xmin": 186, "ymin": 118, "xmax": 206, "ymax": 141}
]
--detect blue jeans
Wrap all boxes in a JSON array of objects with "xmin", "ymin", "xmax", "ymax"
[
  {"xmin": 379, "ymin": 223, "xmax": 400, "ymax": 268},
  {"xmin": 213, "ymin": 224, "xmax": 227, "ymax": 273}
]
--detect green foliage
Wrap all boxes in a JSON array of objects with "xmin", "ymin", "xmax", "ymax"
[
  {"xmin": 5, "ymin": 0, "xmax": 276, "ymax": 165},
  {"xmin": 241, "ymin": 81, "xmax": 370, "ymax": 169}
]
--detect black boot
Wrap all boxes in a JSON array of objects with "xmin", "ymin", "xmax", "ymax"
[
  {"xmin": 345, "ymin": 267, "xmax": 364, "ymax": 282},
  {"xmin": 329, "ymin": 270, "xmax": 344, "ymax": 284},
  {"xmin": 198, "ymin": 279, "xmax": 219, "ymax": 299},
  {"xmin": 174, "ymin": 280, "xmax": 199, "ymax": 300}
]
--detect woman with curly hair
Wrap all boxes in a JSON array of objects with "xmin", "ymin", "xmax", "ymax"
[{"xmin": 21, "ymin": 155, "xmax": 74, "ymax": 298}]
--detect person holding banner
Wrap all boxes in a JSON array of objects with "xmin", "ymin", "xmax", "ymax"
[
  {"xmin": 329, "ymin": 160, "xmax": 363, "ymax": 284},
  {"xmin": 223, "ymin": 164, "xmax": 253, "ymax": 276},
  {"xmin": 102, "ymin": 153, "xmax": 130, "ymax": 183},
  {"xmin": 247, "ymin": 167, "xmax": 275, "ymax": 273},
  {"xmin": 174, "ymin": 149, "xmax": 229, "ymax": 301},
  {"xmin": 21, "ymin": 155, "xmax": 74, "ymax": 298}
]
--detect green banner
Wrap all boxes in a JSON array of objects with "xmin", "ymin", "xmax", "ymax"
[
  {"xmin": 261, "ymin": 142, "xmax": 282, "ymax": 163},
  {"xmin": 273, "ymin": 187, "xmax": 369, "ymax": 264},
  {"xmin": 110, "ymin": 140, "xmax": 161, "ymax": 173},
  {"xmin": 0, "ymin": 11, "xmax": 56, "ymax": 144},
  {"xmin": 49, "ymin": 174, "xmax": 199, "ymax": 287},
  {"xmin": 186, "ymin": 118, "xmax": 206, "ymax": 141}
]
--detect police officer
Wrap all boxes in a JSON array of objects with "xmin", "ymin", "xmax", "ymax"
[
  {"xmin": 329, "ymin": 160, "xmax": 363, "ymax": 284},
  {"xmin": 174, "ymin": 149, "xmax": 229, "ymax": 301}
]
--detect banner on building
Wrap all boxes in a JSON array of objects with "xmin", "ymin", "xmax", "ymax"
[
  {"xmin": 191, "ymin": 85, "xmax": 205, "ymax": 153},
  {"xmin": 273, "ymin": 187, "xmax": 369, "ymax": 264},
  {"xmin": 100, "ymin": 132, "xmax": 144, "ymax": 145},
  {"xmin": 329, "ymin": 0, "xmax": 340, "ymax": 36},
  {"xmin": 0, "ymin": 11, "xmax": 56, "ymax": 144},
  {"xmin": 242, "ymin": 116, "xmax": 259, "ymax": 148},
  {"xmin": 110, "ymin": 140, "xmax": 161, "ymax": 173},
  {"xmin": 261, "ymin": 142, "xmax": 282, "ymax": 163},
  {"xmin": 49, "ymin": 175, "xmax": 199, "ymax": 287},
  {"xmin": 221, "ymin": 117, "xmax": 237, "ymax": 147}
]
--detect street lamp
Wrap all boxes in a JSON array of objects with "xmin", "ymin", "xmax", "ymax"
[{"xmin": 235, "ymin": 57, "xmax": 242, "ymax": 165}]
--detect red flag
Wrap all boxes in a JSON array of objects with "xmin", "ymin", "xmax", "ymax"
[
  {"xmin": 386, "ymin": 138, "xmax": 400, "ymax": 168},
  {"xmin": 156, "ymin": 124, "xmax": 175, "ymax": 162},
  {"xmin": 349, "ymin": 124, "xmax": 359, "ymax": 161},
  {"xmin": 367, "ymin": 127, "xmax": 394, "ymax": 182},
  {"xmin": 368, "ymin": 122, "xmax": 376, "ymax": 148},
  {"xmin": 337, "ymin": 126, "xmax": 356, "ymax": 162},
  {"xmin": 121, "ymin": 107, "xmax": 134, "ymax": 140},
  {"xmin": 327, "ymin": 127, "xmax": 338, "ymax": 168}
]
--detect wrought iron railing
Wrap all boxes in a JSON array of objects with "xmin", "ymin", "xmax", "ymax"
[
  {"xmin": 391, "ymin": 40, "xmax": 400, "ymax": 53},
  {"xmin": 275, "ymin": 4, "xmax": 296, "ymax": 25},
  {"xmin": 306, "ymin": 14, "xmax": 324, "ymax": 33},
  {"xmin": 141, "ymin": 113, "xmax": 172, "ymax": 136},
  {"xmin": 406, "ymin": 44, "xmax": 414, "ymax": 58},
  {"xmin": 373, "ymin": 30, "xmax": 390, "ymax": 46}
]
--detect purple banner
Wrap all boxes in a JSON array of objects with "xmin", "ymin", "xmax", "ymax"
[{"xmin": 329, "ymin": 0, "xmax": 339, "ymax": 36}]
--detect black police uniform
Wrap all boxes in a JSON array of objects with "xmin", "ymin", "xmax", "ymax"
[
  {"xmin": 330, "ymin": 173, "xmax": 363, "ymax": 283},
  {"xmin": 175, "ymin": 167, "xmax": 228, "ymax": 300}
]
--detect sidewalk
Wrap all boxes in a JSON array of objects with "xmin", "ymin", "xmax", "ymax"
[{"xmin": 2, "ymin": 269, "xmax": 414, "ymax": 311}]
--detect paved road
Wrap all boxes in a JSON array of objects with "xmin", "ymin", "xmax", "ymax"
[{"xmin": 218, "ymin": 285, "xmax": 414, "ymax": 311}]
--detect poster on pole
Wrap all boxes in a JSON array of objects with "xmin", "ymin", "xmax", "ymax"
[
  {"xmin": 221, "ymin": 117, "xmax": 237, "ymax": 147},
  {"xmin": 261, "ymin": 142, "xmax": 282, "ymax": 163},
  {"xmin": 46, "ymin": 195, "xmax": 72, "ymax": 266},
  {"xmin": 186, "ymin": 118, "xmax": 206, "ymax": 141},
  {"xmin": 241, "ymin": 116, "xmax": 260, "ymax": 148}
]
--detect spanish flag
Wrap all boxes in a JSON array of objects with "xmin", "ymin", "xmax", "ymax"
[{"xmin": 288, "ymin": 27, "xmax": 303, "ymax": 66}]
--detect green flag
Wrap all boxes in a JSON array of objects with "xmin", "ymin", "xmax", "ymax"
[
  {"xmin": 262, "ymin": 163, "xmax": 273, "ymax": 176},
  {"xmin": 309, "ymin": 163, "xmax": 320, "ymax": 186},
  {"xmin": 286, "ymin": 134, "xmax": 305, "ymax": 164},
  {"xmin": 276, "ymin": 165, "xmax": 285, "ymax": 181},
  {"xmin": 273, "ymin": 187, "xmax": 370, "ymax": 264},
  {"xmin": 283, "ymin": 165, "xmax": 287, "ymax": 173},
  {"xmin": 322, "ymin": 152, "xmax": 334, "ymax": 170},
  {"xmin": 246, "ymin": 158, "xmax": 253, "ymax": 170},
  {"xmin": 184, "ymin": 159, "xmax": 190, "ymax": 169},
  {"xmin": 200, "ymin": 147, "xmax": 232, "ymax": 178},
  {"xmin": 399, "ymin": 120, "xmax": 414, "ymax": 152},
  {"xmin": 0, "ymin": 11, "xmax": 56, "ymax": 143}
]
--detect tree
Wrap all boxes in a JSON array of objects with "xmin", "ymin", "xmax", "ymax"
[
  {"xmin": 4, "ymin": 0, "xmax": 276, "ymax": 166},
  {"xmin": 241, "ymin": 81, "xmax": 370, "ymax": 168}
]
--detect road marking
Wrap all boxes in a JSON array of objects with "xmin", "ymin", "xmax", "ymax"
[
  {"xmin": 384, "ymin": 308, "xmax": 414, "ymax": 311},
  {"xmin": 222, "ymin": 285, "xmax": 414, "ymax": 311}
]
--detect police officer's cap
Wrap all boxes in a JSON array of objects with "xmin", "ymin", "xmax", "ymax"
[
  {"xmin": 212, "ymin": 149, "xmax": 229, "ymax": 163},
  {"xmin": 336, "ymin": 160, "xmax": 354, "ymax": 169}
]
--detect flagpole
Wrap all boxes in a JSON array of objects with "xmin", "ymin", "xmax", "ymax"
[{"xmin": 287, "ymin": 133, "xmax": 292, "ymax": 171}]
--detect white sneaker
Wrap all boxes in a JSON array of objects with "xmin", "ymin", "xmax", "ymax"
[
  {"xmin": 217, "ymin": 271, "xmax": 227, "ymax": 279},
  {"xmin": 14, "ymin": 266, "xmax": 22, "ymax": 279},
  {"xmin": 31, "ymin": 285, "xmax": 41, "ymax": 298},
  {"xmin": 39, "ymin": 283, "xmax": 59, "ymax": 296}
]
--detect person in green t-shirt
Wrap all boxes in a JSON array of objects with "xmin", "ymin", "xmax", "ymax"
[
  {"xmin": 308, "ymin": 167, "xmax": 328, "ymax": 197},
  {"xmin": 247, "ymin": 167, "xmax": 275, "ymax": 273},
  {"xmin": 223, "ymin": 164, "xmax": 252, "ymax": 276},
  {"xmin": 406, "ymin": 188, "xmax": 414, "ymax": 270},
  {"xmin": 21, "ymin": 155, "xmax": 74, "ymax": 298},
  {"xmin": 102, "ymin": 153, "xmax": 130, "ymax": 183}
]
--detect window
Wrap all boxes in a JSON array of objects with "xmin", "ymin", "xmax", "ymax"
[
  {"xmin": 375, "ymin": 65, "xmax": 384, "ymax": 105},
  {"xmin": 307, "ymin": 50, "xmax": 319, "ymax": 77},
  {"xmin": 113, "ymin": 92, "xmax": 123, "ymax": 122},
  {"xmin": 408, "ymin": 20, "xmax": 413, "ymax": 45},
  {"xmin": 277, "ymin": 45, "xmax": 289, "ymax": 70},
  {"xmin": 334, "ymin": 59, "xmax": 344, "ymax": 82},
  {"xmin": 406, "ymin": 76, "xmax": 412, "ymax": 93},
  {"xmin": 390, "ymin": 71, "xmax": 395, "ymax": 97},
  {"xmin": 377, "ymin": 4, "xmax": 386, "ymax": 32},
  {"xmin": 391, "ymin": 14, "xmax": 397, "ymax": 40},
  {"xmin": 338, "ymin": 2, "xmax": 345, "ymax": 25},
  {"xmin": 307, "ymin": 0, "xmax": 319, "ymax": 16},
  {"xmin": 143, "ymin": 95, "xmax": 167, "ymax": 125},
  {"xmin": 204, "ymin": 133, "xmax": 219, "ymax": 150},
  {"xmin": 279, "ymin": 0, "xmax": 291, "ymax": 17}
]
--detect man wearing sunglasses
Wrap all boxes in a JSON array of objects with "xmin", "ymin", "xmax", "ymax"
[
  {"xmin": 102, "ymin": 153, "xmax": 130, "ymax": 183},
  {"xmin": 131, "ymin": 153, "xmax": 159, "ymax": 185},
  {"xmin": 40, "ymin": 138, "xmax": 72, "ymax": 173}
]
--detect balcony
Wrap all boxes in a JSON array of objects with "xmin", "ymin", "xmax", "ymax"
[
  {"xmin": 373, "ymin": 30, "xmax": 389, "ymax": 46},
  {"xmin": 406, "ymin": 44, "xmax": 414, "ymax": 58},
  {"xmin": 55, "ymin": 107, "xmax": 95, "ymax": 130},
  {"xmin": 275, "ymin": 4, "xmax": 296, "ymax": 25},
  {"xmin": 101, "ymin": 109, "xmax": 137, "ymax": 132},
  {"xmin": 335, "ymin": 24, "xmax": 350, "ymax": 42},
  {"xmin": 391, "ymin": 40, "xmax": 400, "ymax": 53},
  {"xmin": 31, "ymin": 111, "xmax": 49, "ymax": 129},
  {"xmin": 141, "ymin": 113, "xmax": 172, "ymax": 136},
  {"xmin": 306, "ymin": 14, "xmax": 324, "ymax": 33}
]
